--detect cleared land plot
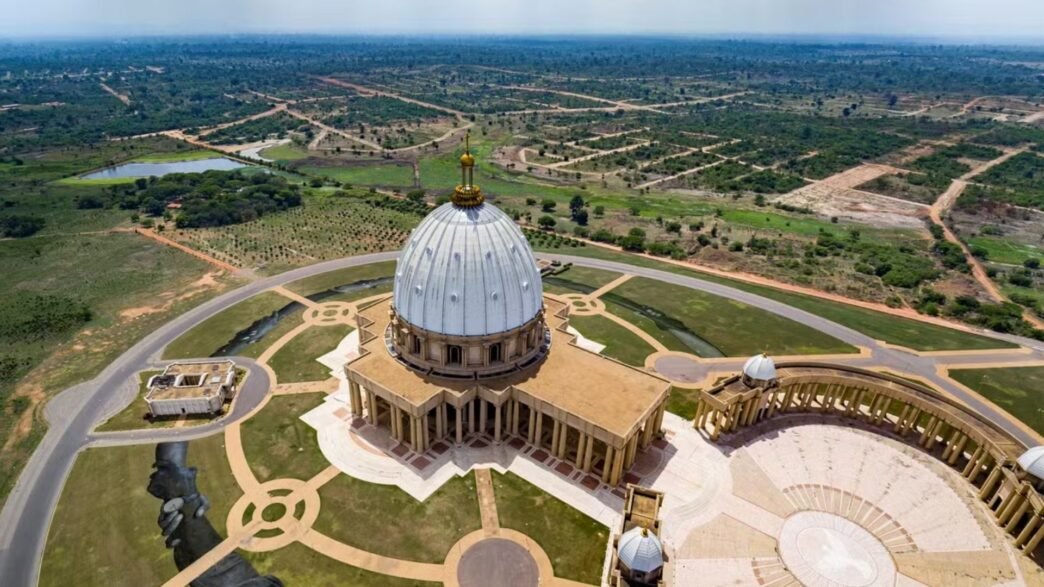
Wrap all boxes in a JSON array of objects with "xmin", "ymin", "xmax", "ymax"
[
  {"xmin": 856, "ymin": 172, "xmax": 941, "ymax": 205},
  {"xmin": 950, "ymin": 366, "xmax": 1044, "ymax": 436},
  {"xmin": 603, "ymin": 277, "xmax": 856, "ymax": 357},
  {"xmin": 259, "ymin": 143, "xmax": 310, "ymax": 161},
  {"xmin": 300, "ymin": 163, "xmax": 415, "ymax": 188},
  {"xmin": 267, "ymin": 324, "xmax": 352, "ymax": 383},
  {"xmin": 493, "ymin": 471, "xmax": 608, "ymax": 585},
  {"xmin": 39, "ymin": 435, "xmax": 239, "ymax": 587},
  {"xmin": 967, "ymin": 236, "xmax": 1043, "ymax": 266},
  {"xmin": 569, "ymin": 314, "xmax": 656, "ymax": 367},
  {"xmin": 314, "ymin": 472, "xmax": 481, "ymax": 563},
  {"xmin": 241, "ymin": 392, "xmax": 329, "ymax": 483}
]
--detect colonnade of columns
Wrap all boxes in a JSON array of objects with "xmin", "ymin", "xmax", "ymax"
[
  {"xmin": 347, "ymin": 379, "xmax": 666, "ymax": 488},
  {"xmin": 693, "ymin": 368, "xmax": 1044, "ymax": 557}
]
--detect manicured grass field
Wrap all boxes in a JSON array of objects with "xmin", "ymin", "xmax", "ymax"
[
  {"xmin": 569, "ymin": 314, "xmax": 655, "ymax": 367},
  {"xmin": 240, "ymin": 392, "xmax": 329, "ymax": 483},
  {"xmin": 95, "ymin": 370, "xmax": 162, "ymax": 432},
  {"xmin": 314, "ymin": 472, "xmax": 481, "ymax": 563},
  {"xmin": 259, "ymin": 143, "xmax": 310, "ymax": 161},
  {"xmin": 950, "ymin": 366, "xmax": 1044, "ymax": 436},
  {"xmin": 541, "ymin": 266, "xmax": 621, "ymax": 295},
  {"xmin": 967, "ymin": 236, "xmax": 1042, "ymax": 266},
  {"xmin": 39, "ymin": 435, "xmax": 240, "ymax": 587},
  {"xmin": 241, "ymin": 543, "xmax": 441, "ymax": 586},
  {"xmin": 130, "ymin": 150, "xmax": 219, "ymax": 163},
  {"xmin": 605, "ymin": 277, "xmax": 856, "ymax": 357},
  {"xmin": 539, "ymin": 245, "xmax": 1013, "ymax": 351},
  {"xmin": 163, "ymin": 291, "xmax": 295, "ymax": 360},
  {"xmin": 54, "ymin": 175, "xmax": 138, "ymax": 186},
  {"xmin": 301, "ymin": 164, "xmax": 415, "ymax": 187},
  {"xmin": 267, "ymin": 324, "xmax": 353, "ymax": 383},
  {"xmin": 666, "ymin": 386, "xmax": 701, "ymax": 419},
  {"xmin": 492, "ymin": 471, "xmax": 608, "ymax": 585},
  {"xmin": 286, "ymin": 261, "xmax": 396, "ymax": 297}
]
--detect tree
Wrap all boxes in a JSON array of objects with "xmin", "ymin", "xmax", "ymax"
[
  {"xmin": 1024, "ymin": 258, "xmax": 1041, "ymax": 269},
  {"xmin": 406, "ymin": 189, "xmax": 426, "ymax": 203},
  {"xmin": 665, "ymin": 221, "xmax": 682, "ymax": 234},
  {"xmin": 569, "ymin": 194, "xmax": 585, "ymax": 213},
  {"xmin": 594, "ymin": 205, "xmax": 605, "ymax": 217},
  {"xmin": 0, "ymin": 215, "xmax": 45, "ymax": 238},
  {"xmin": 541, "ymin": 199, "xmax": 556, "ymax": 212},
  {"xmin": 573, "ymin": 209, "xmax": 589, "ymax": 226},
  {"xmin": 538, "ymin": 215, "xmax": 557, "ymax": 229},
  {"xmin": 620, "ymin": 235, "xmax": 645, "ymax": 252}
]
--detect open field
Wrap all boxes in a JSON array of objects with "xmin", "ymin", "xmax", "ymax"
[
  {"xmin": 950, "ymin": 367, "xmax": 1044, "ymax": 436},
  {"xmin": 605, "ymin": 277, "xmax": 856, "ymax": 356},
  {"xmin": 0, "ymin": 232, "xmax": 237, "ymax": 505},
  {"xmin": 569, "ymin": 314, "xmax": 656, "ymax": 366},
  {"xmin": 541, "ymin": 244, "xmax": 1013, "ymax": 351},
  {"xmin": 241, "ymin": 392, "xmax": 329, "ymax": 483},
  {"xmin": 267, "ymin": 324, "xmax": 352, "ymax": 383},
  {"xmin": 241, "ymin": 543, "xmax": 441, "ymax": 587},
  {"xmin": 542, "ymin": 266, "xmax": 622, "ymax": 295},
  {"xmin": 39, "ymin": 435, "xmax": 240, "ymax": 587},
  {"xmin": 493, "ymin": 471, "xmax": 608, "ymax": 585},
  {"xmin": 163, "ymin": 291, "xmax": 295, "ymax": 359},
  {"xmin": 299, "ymin": 163, "xmax": 415, "ymax": 188},
  {"xmin": 314, "ymin": 472, "xmax": 481, "ymax": 563},
  {"xmin": 285, "ymin": 260, "xmax": 396, "ymax": 298}
]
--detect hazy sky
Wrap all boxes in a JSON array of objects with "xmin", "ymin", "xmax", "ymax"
[{"xmin": 1, "ymin": 0, "xmax": 1043, "ymax": 40}]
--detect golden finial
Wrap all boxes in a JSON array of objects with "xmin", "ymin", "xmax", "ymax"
[{"xmin": 452, "ymin": 130, "xmax": 483, "ymax": 207}]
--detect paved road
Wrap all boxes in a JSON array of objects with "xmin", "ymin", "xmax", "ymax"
[{"xmin": 1, "ymin": 249, "xmax": 1041, "ymax": 586}]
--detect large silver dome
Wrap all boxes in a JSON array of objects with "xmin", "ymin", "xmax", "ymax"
[{"xmin": 392, "ymin": 201, "xmax": 543, "ymax": 337}]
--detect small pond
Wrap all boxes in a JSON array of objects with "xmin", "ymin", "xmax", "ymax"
[{"xmin": 81, "ymin": 157, "xmax": 247, "ymax": 180}]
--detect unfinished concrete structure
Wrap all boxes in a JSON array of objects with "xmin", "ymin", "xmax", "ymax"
[{"xmin": 145, "ymin": 359, "xmax": 236, "ymax": 417}]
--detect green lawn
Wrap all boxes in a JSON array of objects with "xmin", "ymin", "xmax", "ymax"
[
  {"xmin": 240, "ymin": 392, "xmax": 329, "ymax": 483},
  {"xmin": 492, "ymin": 471, "xmax": 608, "ymax": 585},
  {"xmin": 130, "ymin": 150, "xmax": 218, "ymax": 163},
  {"xmin": 163, "ymin": 291, "xmax": 296, "ymax": 360},
  {"xmin": 604, "ymin": 277, "xmax": 855, "ymax": 357},
  {"xmin": 542, "ymin": 266, "xmax": 621, "ymax": 295},
  {"xmin": 950, "ymin": 366, "xmax": 1044, "ymax": 436},
  {"xmin": 267, "ymin": 324, "xmax": 353, "ymax": 383},
  {"xmin": 286, "ymin": 261, "xmax": 396, "ymax": 297},
  {"xmin": 241, "ymin": 543, "xmax": 441, "ymax": 586},
  {"xmin": 569, "ymin": 314, "xmax": 655, "ymax": 366},
  {"xmin": 666, "ymin": 386, "xmax": 701, "ymax": 420},
  {"xmin": 95, "ymin": 370, "xmax": 164, "ymax": 432},
  {"xmin": 54, "ymin": 175, "xmax": 138, "ymax": 186},
  {"xmin": 302, "ymin": 164, "xmax": 415, "ymax": 187},
  {"xmin": 720, "ymin": 208, "xmax": 913, "ymax": 241},
  {"xmin": 539, "ymin": 244, "xmax": 1013, "ymax": 351},
  {"xmin": 967, "ymin": 236, "xmax": 1042, "ymax": 266},
  {"xmin": 314, "ymin": 472, "xmax": 481, "ymax": 563},
  {"xmin": 40, "ymin": 435, "xmax": 240, "ymax": 587},
  {"xmin": 259, "ymin": 143, "xmax": 310, "ymax": 161}
]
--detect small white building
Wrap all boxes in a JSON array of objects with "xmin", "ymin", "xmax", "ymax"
[{"xmin": 145, "ymin": 360, "xmax": 237, "ymax": 417}]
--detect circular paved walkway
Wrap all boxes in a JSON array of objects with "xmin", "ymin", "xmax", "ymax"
[{"xmin": 457, "ymin": 538, "xmax": 539, "ymax": 587}]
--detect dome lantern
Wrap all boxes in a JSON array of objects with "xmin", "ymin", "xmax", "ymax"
[
  {"xmin": 452, "ymin": 131, "xmax": 483, "ymax": 207},
  {"xmin": 741, "ymin": 353, "xmax": 777, "ymax": 388}
]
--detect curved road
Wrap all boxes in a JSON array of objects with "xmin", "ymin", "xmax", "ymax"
[{"xmin": 1, "ymin": 250, "xmax": 1041, "ymax": 586}]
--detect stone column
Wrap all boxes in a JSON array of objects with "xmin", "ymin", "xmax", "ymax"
[
  {"xmin": 610, "ymin": 445, "xmax": 625, "ymax": 486},
  {"xmin": 422, "ymin": 411, "xmax": 430, "ymax": 452},
  {"xmin": 349, "ymin": 380, "xmax": 362, "ymax": 415},
  {"xmin": 435, "ymin": 404, "xmax": 445, "ymax": 439},
  {"xmin": 534, "ymin": 412, "xmax": 544, "ymax": 449},
  {"xmin": 583, "ymin": 435, "xmax": 594, "ymax": 473},
  {"xmin": 551, "ymin": 419, "xmax": 561, "ymax": 456},
  {"xmin": 456, "ymin": 405, "xmax": 463, "ymax": 444},
  {"xmin": 479, "ymin": 399, "xmax": 488, "ymax": 435},
  {"xmin": 557, "ymin": 422, "xmax": 569, "ymax": 460},
  {"xmin": 1016, "ymin": 513, "xmax": 1043, "ymax": 548},
  {"xmin": 409, "ymin": 415, "xmax": 419, "ymax": 451},
  {"xmin": 468, "ymin": 400, "xmax": 476, "ymax": 434},
  {"xmin": 511, "ymin": 400, "xmax": 520, "ymax": 437},
  {"xmin": 601, "ymin": 446, "xmax": 614, "ymax": 484},
  {"xmin": 980, "ymin": 464, "xmax": 1004, "ymax": 500},
  {"xmin": 494, "ymin": 403, "xmax": 503, "ymax": 443},
  {"xmin": 1024, "ymin": 516, "xmax": 1044, "ymax": 552},
  {"xmin": 366, "ymin": 390, "xmax": 377, "ymax": 425},
  {"xmin": 391, "ymin": 405, "xmax": 401, "ymax": 441},
  {"xmin": 625, "ymin": 434, "xmax": 638, "ymax": 469},
  {"xmin": 576, "ymin": 432, "xmax": 587, "ymax": 468},
  {"xmin": 1006, "ymin": 495, "xmax": 1031, "ymax": 533}
]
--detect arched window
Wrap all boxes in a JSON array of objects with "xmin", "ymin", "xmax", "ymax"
[
  {"xmin": 447, "ymin": 345, "xmax": 462, "ymax": 366},
  {"xmin": 411, "ymin": 336, "xmax": 421, "ymax": 355},
  {"xmin": 489, "ymin": 342, "xmax": 503, "ymax": 363}
]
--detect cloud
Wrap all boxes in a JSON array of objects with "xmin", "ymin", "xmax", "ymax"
[{"xmin": 1, "ymin": 0, "xmax": 1042, "ymax": 40}]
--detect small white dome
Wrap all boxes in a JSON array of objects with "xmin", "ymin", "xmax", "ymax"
[
  {"xmin": 743, "ymin": 354, "xmax": 777, "ymax": 381},
  {"xmin": 393, "ymin": 202, "xmax": 543, "ymax": 337},
  {"xmin": 1018, "ymin": 447, "xmax": 1044, "ymax": 479},
  {"xmin": 618, "ymin": 526, "xmax": 664, "ymax": 574}
]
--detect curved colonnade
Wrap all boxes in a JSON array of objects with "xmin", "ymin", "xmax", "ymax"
[{"xmin": 693, "ymin": 362, "xmax": 1044, "ymax": 556}]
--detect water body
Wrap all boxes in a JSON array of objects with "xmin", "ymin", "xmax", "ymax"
[
  {"xmin": 602, "ymin": 293, "xmax": 724, "ymax": 358},
  {"xmin": 210, "ymin": 276, "xmax": 393, "ymax": 357},
  {"xmin": 81, "ymin": 157, "xmax": 247, "ymax": 180}
]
